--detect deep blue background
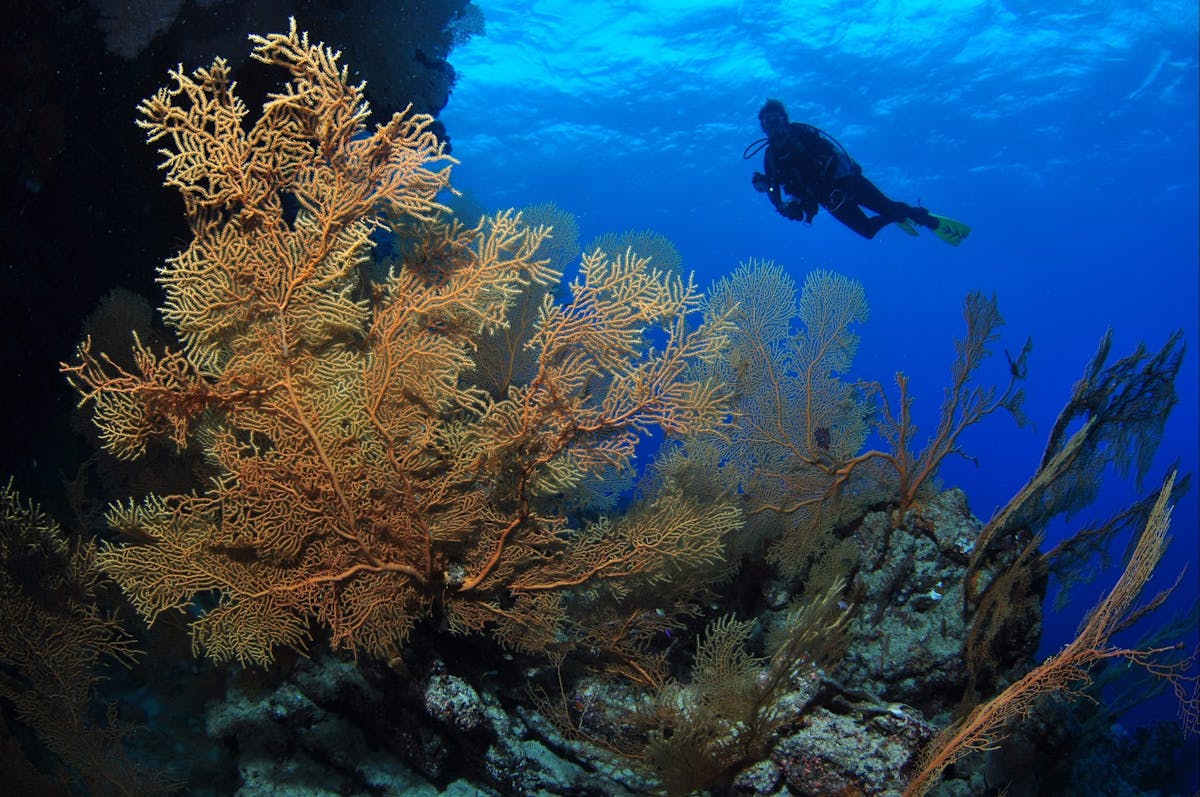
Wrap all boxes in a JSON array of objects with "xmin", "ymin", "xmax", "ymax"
[{"xmin": 439, "ymin": 0, "xmax": 1199, "ymax": 746}]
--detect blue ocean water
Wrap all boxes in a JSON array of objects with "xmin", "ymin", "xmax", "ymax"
[{"xmin": 442, "ymin": 0, "xmax": 1198, "ymax": 744}]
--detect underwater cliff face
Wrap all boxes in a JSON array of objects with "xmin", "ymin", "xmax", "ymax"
[{"xmin": 0, "ymin": 4, "xmax": 1197, "ymax": 797}]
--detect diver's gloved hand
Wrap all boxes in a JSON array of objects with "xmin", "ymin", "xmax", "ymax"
[
  {"xmin": 751, "ymin": 172, "xmax": 770, "ymax": 193},
  {"xmin": 780, "ymin": 200, "xmax": 808, "ymax": 221}
]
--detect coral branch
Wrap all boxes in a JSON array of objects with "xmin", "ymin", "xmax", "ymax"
[
  {"xmin": 905, "ymin": 471, "xmax": 1198, "ymax": 797},
  {"xmin": 65, "ymin": 23, "xmax": 735, "ymax": 668}
]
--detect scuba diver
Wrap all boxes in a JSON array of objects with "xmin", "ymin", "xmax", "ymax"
[{"xmin": 747, "ymin": 99, "xmax": 970, "ymax": 245}]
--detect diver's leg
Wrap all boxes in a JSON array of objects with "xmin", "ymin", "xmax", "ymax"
[
  {"xmin": 828, "ymin": 203, "xmax": 890, "ymax": 239},
  {"xmin": 853, "ymin": 177, "xmax": 937, "ymax": 229},
  {"xmin": 899, "ymin": 203, "xmax": 938, "ymax": 229},
  {"xmin": 850, "ymin": 176, "xmax": 894, "ymax": 213}
]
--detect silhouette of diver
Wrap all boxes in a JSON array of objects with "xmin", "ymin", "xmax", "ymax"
[{"xmin": 748, "ymin": 99, "xmax": 970, "ymax": 245}]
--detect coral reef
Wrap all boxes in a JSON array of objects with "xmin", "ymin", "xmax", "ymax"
[
  {"xmin": 0, "ymin": 20, "xmax": 1193, "ymax": 797},
  {"xmin": 906, "ymin": 472, "xmax": 1196, "ymax": 797},
  {"xmin": 838, "ymin": 489, "xmax": 1013, "ymax": 720}
]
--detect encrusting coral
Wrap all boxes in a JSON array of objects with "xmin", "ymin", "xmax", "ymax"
[{"xmin": 64, "ymin": 20, "xmax": 739, "ymax": 670}]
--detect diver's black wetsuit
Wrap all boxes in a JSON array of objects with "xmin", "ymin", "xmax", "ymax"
[{"xmin": 757, "ymin": 111, "xmax": 937, "ymax": 239}]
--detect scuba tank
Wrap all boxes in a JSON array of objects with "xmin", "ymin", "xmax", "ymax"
[
  {"xmin": 744, "ymin": 123, "xmax": 862, "ymax": 211},
  {"xmin": 743, "ymin": 124, "xmax": 861, "ymax": 180},
  {"xmin": 798, "ymin": 123, "xmax": 861, "ymax": 180}
]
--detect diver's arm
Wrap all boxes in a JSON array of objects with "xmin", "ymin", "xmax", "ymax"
[
  {"xmin": 764, "ymin": 177, "xmax": 810, "ymax": 222},
  {"xmin": 760, "ymin": 151, "xmax": 787, "ymax": 210},
  {"xmin": 781, "ymin": 177, "xmax": 818, "ymax": 223},
  {"xmin": 767, "ymin": 181, "xmax": 786, "ymax": 209},
  {"xmin": 800, "ymin": 192, "xmax": 819, "ymax": 222},
  {"xmin": 757, "ymin": 150, "xmax": 810, "ymax": 222}
]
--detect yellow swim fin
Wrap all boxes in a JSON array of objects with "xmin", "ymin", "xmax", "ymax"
[
  {"xmin": 896, "ymin": 219, "xmax": 920, "ymax": 237},
  {"xmin": 929, "ymin": 214, "xmax": 971, "ymax": 246}
]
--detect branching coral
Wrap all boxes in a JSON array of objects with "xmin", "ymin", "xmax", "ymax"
[
  {"xmin": 699, "ymin": 261, "xmax": 871, "ymax": 577},
  {"xmin": 63, "ymin": 21, "xmax": 738, "ymax": 668},
  {"xmin": 698, "ymin": 262, "xmax": 1026, "ymax": 582},
  {"xmin": 643, "ymin": 580, "xmax": 852, "ymax": 796},
  {"xmin": 0, "ymin": 481, "xmax": 174, "ymax": 796},
  {"xmin": 906, "ymin": 471, "xmax": 1199, "ymax": 797}
]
